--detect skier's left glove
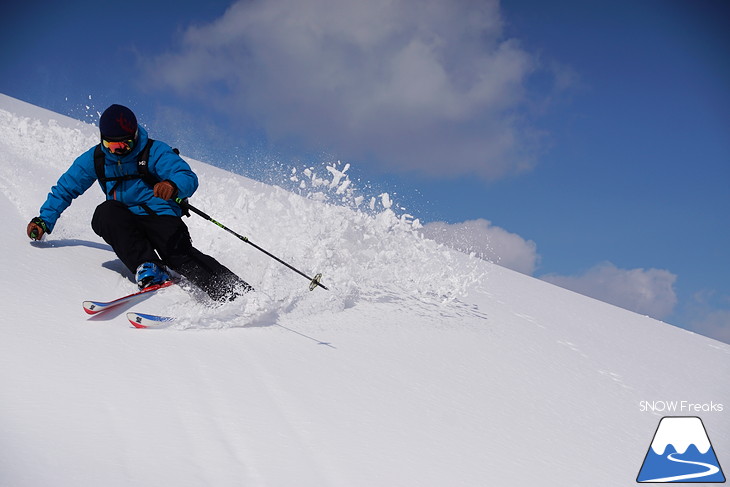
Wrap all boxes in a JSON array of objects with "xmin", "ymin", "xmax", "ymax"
[
  {"xmin": 27, "ymin": 217, "xmax": 49, "ymax": 241},
  {"xmin": 153, "ymin": 180, "xmax": 178, "ymax": 200}
]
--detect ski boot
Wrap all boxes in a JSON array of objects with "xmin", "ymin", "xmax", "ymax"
[{"xmin": 135, "ymin": 262, "xmax": 171, "ymax": 290}]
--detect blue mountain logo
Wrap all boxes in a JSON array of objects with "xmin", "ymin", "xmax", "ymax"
[{"xmin": 637, "ymin": 416, "xmax": 725, "ymax": 483}]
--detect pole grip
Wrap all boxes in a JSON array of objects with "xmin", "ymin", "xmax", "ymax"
[{"xmin": 176, "ymin": 198, "xmax": 212, "ymax": 221}]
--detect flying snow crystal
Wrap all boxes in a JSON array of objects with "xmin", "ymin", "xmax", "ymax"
[
  {"xmin": 380, "ymin": 193, "xmax": 392, "ymax": 209},
  {"xmin": 326, "ymin": 162, "xmax": 352, "ymax": 195}
]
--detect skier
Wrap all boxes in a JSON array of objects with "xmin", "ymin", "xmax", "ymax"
[{"xmin": 26, "ymin": 104, "xmax": 252, "ymax": 301}]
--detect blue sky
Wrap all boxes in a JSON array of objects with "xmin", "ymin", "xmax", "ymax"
[{"xmin": 2, "ymin": 0, "xmax": 728, "ymax": 343}]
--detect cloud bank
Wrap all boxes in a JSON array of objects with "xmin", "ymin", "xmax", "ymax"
[
  {"xmin": 422, "ymin": 219, "xmax": 539, "ymax": 275},
  {"xmin": 423, "ymin": 220, "xmax": 686, "ymax": 327},
  {"xmin": 421, "ymin": 223, "xmax": 678, "ymax": 323},
  {"xmin": 542, "ymin": 263, "xmax": 678, "ymax": 320},
  {"xmin": 146, "ymin": 0, "xmax": 542, "ymax": 179}
]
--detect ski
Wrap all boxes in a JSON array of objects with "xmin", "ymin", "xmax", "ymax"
[
  {"xmin": 83, "ymin": 281, "xmax": 174, "ymax": 315},
  {"xmin": 127, "ymin": 312, "xmax": 175, "ymax": 329}
]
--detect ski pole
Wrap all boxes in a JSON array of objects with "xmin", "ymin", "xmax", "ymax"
[{"xmin": 176, "ymin": 198, "xmax": 328, "ymax": 291}]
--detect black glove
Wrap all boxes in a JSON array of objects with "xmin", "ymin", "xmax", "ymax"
[{"xmin": 27, "ymin": 217, "xmax": 49, "ymax": 241}]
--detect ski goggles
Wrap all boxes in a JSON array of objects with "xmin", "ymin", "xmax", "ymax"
[{"xmin": 102, "ymin": 134, "xmax": 137, "ymax": 155}]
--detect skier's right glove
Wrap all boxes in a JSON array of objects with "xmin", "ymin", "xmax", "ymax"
[
  {"xmin": 27, "ymin": 217, "xmax": 49, "ymax": 241},
  {"xmin": 153, "ymin": 180, "xmax": 178, "ymax": 201}
]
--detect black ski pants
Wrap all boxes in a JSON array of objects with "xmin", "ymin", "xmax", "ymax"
[{"xmin": 91, "ymin": 200, "xmax": 251, "ymax": 301}]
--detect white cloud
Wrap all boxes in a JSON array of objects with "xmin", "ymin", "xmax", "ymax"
[
  {"xmin": 541, "ymin": 263, "xmax": 678, "ymax": 320},
  {"xmin": 146, "ymin": 0, "xmax": 544, "ymax": 180},
  {"xmin": 421, "ymin": 219, "xmax": 539, "ymax": 275}
]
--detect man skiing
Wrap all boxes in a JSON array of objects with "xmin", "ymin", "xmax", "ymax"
[{"xmin": 26, "ymin": 104, "xmax": 251, "ymax": 302}]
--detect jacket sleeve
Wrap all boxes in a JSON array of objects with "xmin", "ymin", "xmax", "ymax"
[
  {"xmin": 148, "ymin": 141, "xmax": 199, "ymax": 199},
  {"xmin": 39, "ymin": 148, "xmax": 98, "ymax": 233}
]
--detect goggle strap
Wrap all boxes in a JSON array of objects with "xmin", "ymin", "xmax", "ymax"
[{"xmin": 101, "ymin": 129, "xmax": 139, "ymax": 143}]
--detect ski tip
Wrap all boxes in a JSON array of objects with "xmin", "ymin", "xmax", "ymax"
[
  {"xmin": 128, "ymin": 313, "xmax": 149, "ymax": 328},
  {"xmin": 83, "ymin": 302, "xmax": 100, "ymax": 315},
  {"xmin": 127, "ymin": 312, "xmax": 175, "ymax": 329}
]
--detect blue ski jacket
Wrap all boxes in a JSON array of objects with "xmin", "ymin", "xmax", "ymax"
[{"xmin": 39, "ymin": 126, "xmax": 198, "ymax": 233}]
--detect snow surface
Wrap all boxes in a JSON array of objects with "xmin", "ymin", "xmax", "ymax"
[{"xmin": 0, "ymin": 93, "xmax": 728, "ymax": 486}]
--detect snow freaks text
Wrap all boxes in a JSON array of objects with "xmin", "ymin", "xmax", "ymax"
[{"xmin": 639, "ymin": 401, "xmax": 724, "ymax": 413}]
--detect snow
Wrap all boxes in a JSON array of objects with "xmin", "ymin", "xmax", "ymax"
[{"xmin": 0, "ymin": 93, "xmax": 728, "ymax": 486}]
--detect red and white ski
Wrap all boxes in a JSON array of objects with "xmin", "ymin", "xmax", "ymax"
[
  {"xmin": 127, "ymin": 312, "xmax": 176, "ymax": 329},
  {"xmin": 83, "ymin": 281, "xmax": 174, "ymax": 315}
]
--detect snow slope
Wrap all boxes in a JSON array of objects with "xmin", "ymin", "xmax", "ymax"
[{"xmin": 0, "ymin": 93, "xmax": 727, "ymax": 486}]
